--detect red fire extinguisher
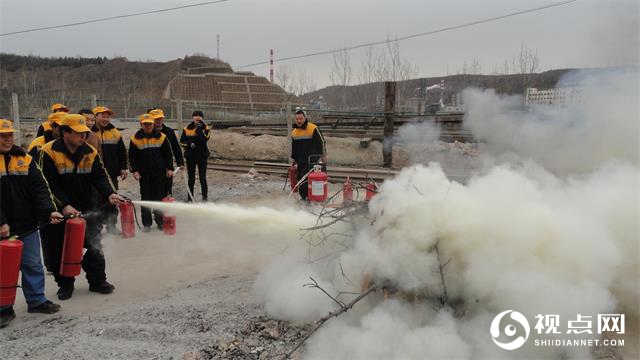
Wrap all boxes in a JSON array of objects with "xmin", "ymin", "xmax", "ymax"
[
  {"xmin": 0, "ymin": 238, "xmax": 23, "ymax": 307},
  {"xmin": 60, "ymin": 217, "xmax": 86, "ymax": 277},
  {"xmin": 307, "ymin": 165, "xmax": 328, "ymax": 203},
  {"xmin": 365, "ymin": 181, "xmax": 378, "ymax": 201},
  {"xmin": 118, "ymin": 202, "xmax": 135, "ymax": 238},
  {"xmin": 343, "ymin": 177, "xmax": 353, "ymax": 204},
  {"xmin": 162, "ymin": 196, "xmax": 176, "ymax": 235},
  {"xmin": 288, "ymin": 163, "xmax": 298, "ymax": 191}
]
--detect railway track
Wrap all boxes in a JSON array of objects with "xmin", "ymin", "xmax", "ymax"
[
  {"xmin": 207, "ymin": 160, "xmax": 397, "ymax": 183},
  {"xmin": 207, "ymin": 160, "xmax": 470, "ymax": 183},
  {"xmin": 227, "ymin": 127, "xmax": 474, "ymax": 142}
]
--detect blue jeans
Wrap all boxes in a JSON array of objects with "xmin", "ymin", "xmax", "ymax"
[{"xmin": 0, "ymin": 231, "xmax": 48, "ymax": 310}]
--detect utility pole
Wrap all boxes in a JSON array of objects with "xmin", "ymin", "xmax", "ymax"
[
  {"xmin": 383, "ymin": 81, "xmax": 396, "ymax": 168},
  {"xmin": 177, "ymin": 99, "xmax": 184, "ymax": 130},
  {"xmin": 217, "ymin": 34, "xmax": 220, "ymax": 59},
  {"xmin": 11, "ymin": 93, "xmax": 21, "ymax": 145},
  {"xmin": 286, "ymin": 102, "xmax": 292, "ymax": 163}
]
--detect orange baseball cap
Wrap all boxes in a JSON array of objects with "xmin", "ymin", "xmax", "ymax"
[
  {"xmin": 0, "ymin": 118, "xmax": 17, "ymax": 133},
  {"xmin": 92, "ymin": 106, "xmax": 114, "ymax": 116},
  {"xmin": 62, "ymin": 114, "xmax": 91, "ymax": 133},
  {"xmin": 51, "ymin": 103, "xmax": 69, "ymax": 112}
]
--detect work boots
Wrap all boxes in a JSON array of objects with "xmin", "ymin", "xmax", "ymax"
[
  {"xmin": 28, "ymin": 300, "xmax": 61, "ymax": 314},
  {"xmin": 89, "ymin": 281, "xmax": 115, "ymax": 294},
  {"xmin": 0, "ymin": 308, "xmax": 16, "ymax": 328},
  {"xmin": 57, "ymin": 286, "xmax": 74, "ymax": 301}
]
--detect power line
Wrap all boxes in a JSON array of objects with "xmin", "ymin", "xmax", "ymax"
[
  {"xmin": 0, "ymin": 0, "xmax": 231, "ymax": 37},
  {"xmin": 238, "ymin": 0, "xmax": 577, "ymax": 69}
]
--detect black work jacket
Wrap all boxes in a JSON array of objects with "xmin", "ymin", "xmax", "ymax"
[
  {"xmin": 93, "ymin": 123, "xmax": 127, "ymax": 179},
  {"xmin": 0, "ymin": 146, "xmax": 56, "ymax": 236},
  {"xmin": 180, "ymin": 122, "xmax": 211, "ymax": 159},
  {"xmin": 40, "ymin": 139, "xmax": 115, "ymax": 212},
  {"xmin": 290, "ymin": 120, "xmax": 326, "ymax": 166},
  {"xmin": 128, "ymin": 129, "xmax": 174, "ymax": 175},
  {"xmin": 159, "ymin": 124, "xmax": 185, "ymax": 167}
]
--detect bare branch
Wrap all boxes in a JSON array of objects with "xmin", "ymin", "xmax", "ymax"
[
  {"xmin": 303, "ymin": 277, "xmax": 345, "ymax": 308},
  {"xmin": 282, "ymin": 285, "xmax": 378, "ymax": 359}
]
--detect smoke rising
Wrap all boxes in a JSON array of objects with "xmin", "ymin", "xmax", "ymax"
[
  {"xmin": 249, "ymin": 67, "xmax": 639, "ymax": 359},
  {"xmin": 462, "ymin": 67, "xmax": 639, "ymax": 175}
]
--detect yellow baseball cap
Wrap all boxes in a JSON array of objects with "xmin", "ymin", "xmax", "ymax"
[
  {"xmin": 48, "ymin": 111, "xmax": 67, "ymax": 125},
  {"xmin": 0, "ymin": 119, "xmax": 17, "ymax": 133},
  {"xmin": 149, "ymin": 109, "xmax": 165, "ymax": 119},
  {"xmin": 93, "ymin": 106, "xmax": 114, "ymax": 115},
  {"xmin": 62, "ymin": 114, "xmax": 91, "ymax": 133},
  {"xmin": 139, "ymin": 113, "xmax": 154, "ymax": 124},
  {"xmin": 51, "ymin": 103, "xmax": 69, "ymax": 112}
]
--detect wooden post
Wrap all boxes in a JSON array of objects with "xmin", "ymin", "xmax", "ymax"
[
  {"xmin": 11, "ymin": 93, "xmax": 21, "ymax": 145},
  {"xmin": 286, "ymin": 102, "xmax": 292, "ymax": 164},
  {"xmin": 176, "ymin": 99, "xmax": 184, "ymax": 130},
  {"xmin": 383, "ymin": 81, "xmax": 396, "ymax": 168},
  {"xmin": 90, "ymin": 94, "xmax": 97, "ymax": 109}
]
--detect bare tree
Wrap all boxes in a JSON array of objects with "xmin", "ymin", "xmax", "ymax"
[
  {"xmin": 356, "ymin": 46, "xmax": 381, "ymax": 110},
  {"xmin": 330, "ymin": 49, "xmax": 352, "ymax": 109},
  {"xmin": 375, "ymin": 38, "xmax": 419, "ymax": 106},
  {"xmin": 292, "ymin": 68, "xmax": 317, "ymax": 97},
  {"xmin": 276, "ymin": 64, "xmax": 294, "ymax": 94},
  {"xmin": 512, "ymin": 45, "xmax": 540, "ymax": 94},
  {"xmin": 468, "ymin": 58, "xmax": 482, "ymax": 75}
]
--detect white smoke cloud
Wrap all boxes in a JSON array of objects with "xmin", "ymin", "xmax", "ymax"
[
  {"xmin": 462, "ymin": 67, "xmax": 639, "ymax": 175},
  {"xmin": 250, "ymin": 67, "xmax": 639, "ymax": 359}
]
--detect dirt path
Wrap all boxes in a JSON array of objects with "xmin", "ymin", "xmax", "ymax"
[{"xmin": 1, "ymin": 169, "xmax": 306, "ymax": 359}]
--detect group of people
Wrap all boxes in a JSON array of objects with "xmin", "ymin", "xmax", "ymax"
[
  {"xmin": 0, "ymin": 105, "xmax": 324, "ymax": 329},
  {"xmin": 0, "ymin": 103, "xmax": 211, "ymax": 328}
]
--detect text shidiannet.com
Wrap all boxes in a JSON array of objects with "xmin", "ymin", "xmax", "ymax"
[
  {"xmin": 534, "ymin": 339, "xmax": 624, "ymax": 347},
  {"xmin": 491, "ymin": 312, "xmax": 626, "ymax": 350}
]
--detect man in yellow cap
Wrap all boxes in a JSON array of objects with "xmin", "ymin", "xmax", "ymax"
[
  {"xmin": 27, "ymin": 111, "xmax": 66, "ymax": 274},
  {"xmin": 149, "ymin": 108, "xmax": 184, "ymax": 197},
  {"xmin": 36, "ymin": 103, "xmax": 69, "ymax": 137},
  {"xmin": 39, "ymin": 114, "xmax": 126, "ymax": 300},
  {"xmin": 78, "ymin": 109, "xmax": 101, "ymax": 155},
  {"xmin": 129, "ymin": 113, "xmax": 174, "ymax": 232},
  {"xmin": 27, "ymin": 112, "xmax": 65, "ymax": 160},
  {"xmin": 92, "ymin": 106, "xmax": 127, "ymax": 235},
  {"xmin": 0, "ymin": 119, "xmax": 64, "ymax": 328}
]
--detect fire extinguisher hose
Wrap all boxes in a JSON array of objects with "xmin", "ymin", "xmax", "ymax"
[
  {"xmin": 289, "ymin": 168, "xmax": 315, "ymax": 198},
  {"xmin": 180, "ymin": 166, "xmax": 195, "ymax": 202}
]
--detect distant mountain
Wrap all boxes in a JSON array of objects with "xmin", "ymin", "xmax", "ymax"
[
  {"xmin": 0, "ymin": 54, "xmax": 245, "ymax": 118},
  {"xmin": 301, "ymin": 69, "xmax": 578, "ymax": 111}
]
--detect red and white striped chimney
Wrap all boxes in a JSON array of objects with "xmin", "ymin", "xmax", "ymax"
[{"xmin": 270, "ymin": 49, "xmax": 274, "ymax": 83}]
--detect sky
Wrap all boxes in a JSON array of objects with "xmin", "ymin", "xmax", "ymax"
[{"xmin": 0, "ymin": 0, "xmax": 638, "ymax": 88}]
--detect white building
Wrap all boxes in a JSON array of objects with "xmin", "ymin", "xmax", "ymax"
[{"xmin": 526, "ymin": 87, "xmax": 583, "ymax": 107}]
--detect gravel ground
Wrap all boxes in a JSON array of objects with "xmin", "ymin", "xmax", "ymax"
[{"xmin": 0, "ymin": 274, "xmax": 311, "ymax": 360}]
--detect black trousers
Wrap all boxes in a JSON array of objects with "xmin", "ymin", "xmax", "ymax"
[
  {"xmin": 97, "ymin": 175, "xmax": 119, "ymax": 230},
  {"xmin": 39, "ymin": 224, "xmax": 54, "ymax": 272},
  {"xmin": 140, "ymin": 172, "xmax": 166, "ymax": 227},
  {"xmin": 186, "ymin": 155, "xmax": 208, "ymax": 201},
  {"xmin": 46, "ymin": 218, "xmax": 107, "ymax": 289},
  {"xmin": 165, "ymin": 176, "xmax": 173, "ymax": 197},
  {"xmin": 296, "ymin": 163, "xmax": 311, "ymax": 201}
]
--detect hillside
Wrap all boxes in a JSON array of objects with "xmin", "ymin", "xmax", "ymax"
[
  {"xmin": 302, "ymin": 69, "xmax": 576, "ymax": 111},
  {"xmin": 0, "ymin": 54, "xmax": 232, "ymax": 118}
]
